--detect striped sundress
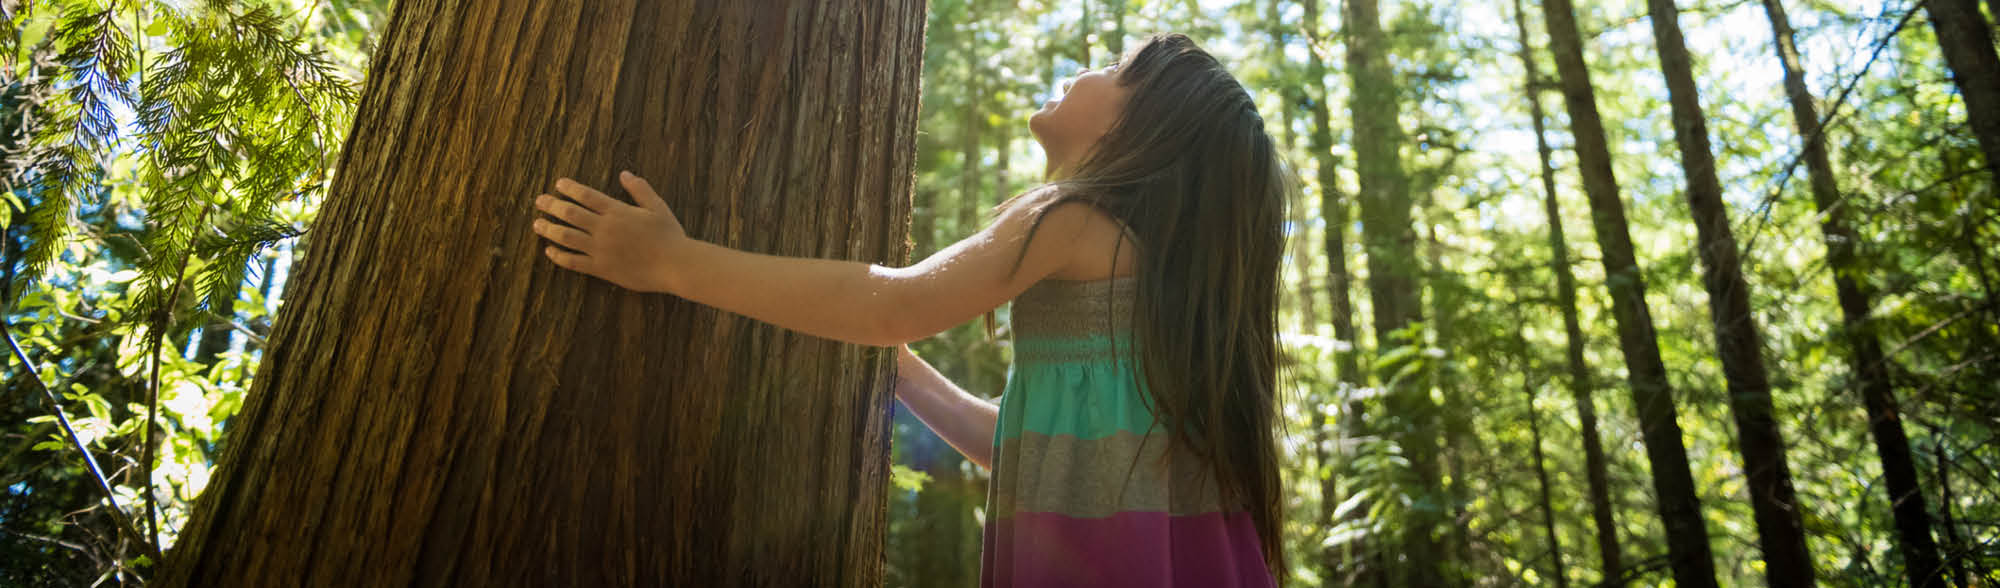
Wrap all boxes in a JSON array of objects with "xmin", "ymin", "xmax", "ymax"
[{"xmin": 981, "ymin": 276, "xmax": 1277, "ymax": 587}]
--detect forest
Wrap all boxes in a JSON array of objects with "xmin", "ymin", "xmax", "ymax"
[{"xmin": 1, "ymin": 0, "xmax": 1995, "ymax": 585}]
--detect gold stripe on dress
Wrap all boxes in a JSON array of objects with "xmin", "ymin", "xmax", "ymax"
[{"xmin": 989, "ymin": 429, "xmax": 1234, "ymax": 519}]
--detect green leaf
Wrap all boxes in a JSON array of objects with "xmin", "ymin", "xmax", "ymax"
[
  {"xmin": 1332, "ymin": 488, "xmax": 1372, "ymax": 520},
  {"xmin": 890, "ymin": 464, "xmax": 932, "ymax": 492}
]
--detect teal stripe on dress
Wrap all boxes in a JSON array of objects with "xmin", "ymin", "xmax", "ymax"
[{"xmin": 997, "ymin": 334, "xmax": 1157, "ymax": 442}]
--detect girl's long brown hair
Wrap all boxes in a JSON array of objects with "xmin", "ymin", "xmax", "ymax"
[{"xmin": 998, "ymin": 32, "xmax": 1292, "ymax": 578}]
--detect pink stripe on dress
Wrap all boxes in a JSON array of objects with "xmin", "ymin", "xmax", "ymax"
[{"xmin": 981, "ymin": 510, "xmax": 1276, "ymax": 588}]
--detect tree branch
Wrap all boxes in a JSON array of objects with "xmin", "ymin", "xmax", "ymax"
[{"xmin": 2, "ymin": 322, "xmax": 156, "ymax": 562}]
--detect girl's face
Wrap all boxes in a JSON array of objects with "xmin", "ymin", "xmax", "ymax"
[{"xmin": 1029, "ymin": 64, "xmax": 1131, "ymax": 173}]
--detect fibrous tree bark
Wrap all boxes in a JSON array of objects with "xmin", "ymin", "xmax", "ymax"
[
  {"xmin": 1509, "ymin": 0, "xmax": 1622, "ymax": 581},
  {"xmin": 1536, "ymin": 0, "xmax": 1720, "ymax": 584},
  {"xmin": 1643, "ymin": 0, "xmax": 1816, "ymax": 583},
  {"xmin": 1759, "ymin": 1, "xmax": 1946, "ymax": 584},
  {"xmin": 159, "ymin": 1, "xmax": 926, "ymax": 586}
]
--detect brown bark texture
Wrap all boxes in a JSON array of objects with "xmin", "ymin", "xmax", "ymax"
[
  {"xmin": 158, "ymin": 1, "xmax": 926, "ymax": 586},
  {"xmin": 1760, "ymin": 1, "xmax": 1948, "ymax": 585},
  {"xmin": 1537, "ymin": 0, "xmax": 1720, "ymax": 584}
]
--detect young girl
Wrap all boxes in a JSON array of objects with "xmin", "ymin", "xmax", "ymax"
[{"xmin": 531, "ymin": 33, "xmax": 1287, "ymax": 587}]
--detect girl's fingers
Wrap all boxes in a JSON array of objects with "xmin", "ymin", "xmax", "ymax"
[
  {"xmin": 545, "ymin": 246, "xmax": 592, "ymax": 272},
  {"xmin": 535, "ymin": 194, "xmax": 600, "ymax": 229},
  {"xmin": 553, "ymin": 177, "xmax": 622, "ymax": 213},
  {"xmin": 533, "ymin": 218, "xmax": 592, "ymax": 251},
  {"xmin": 619, "ymin": 171, "xmax": 670, "ymax": 212}
]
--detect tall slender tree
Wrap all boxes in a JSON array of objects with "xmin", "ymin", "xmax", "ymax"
[
  {"xmin": 1643, "ymin": 0, "xmax": 1816, "ymax": 583},
  {"xmin": 1302, "ymin": 0, "xmax": 1373, "ymax": 582},
  {"xmin": 1304, "ymin": 0, "xmax": 1364, "ymax": 400},
  {"xmin": 1537, "ymin": 0, "xmax": 1720, "ymax": 584},
  {"xmin": 1509, "ymin": 0, "xmax": 1623, "ymax": 581},
  {"xmin": 1345, "ymin": 0, "xmax": 1445, "ymax": 582},
  {"xmin": 1759, "ymin": 1, "xmax": 1947, "ymax": 584},
  {"xmin": 159, "ymin": 1, "xmax": 926, "ymax": 585},
  {"xmin": 1513, "ymin": 325, "xmax": 1570, "ymax": 588}
]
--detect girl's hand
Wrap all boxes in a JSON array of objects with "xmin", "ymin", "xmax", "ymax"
[{"xmin": 532, "ymin": 171, "xmax": 688, "ymax": 293}]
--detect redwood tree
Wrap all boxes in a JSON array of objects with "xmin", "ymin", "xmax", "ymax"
[{"xmin": 159, "ymin": 1, "xmax": 926, "ymax": 586}]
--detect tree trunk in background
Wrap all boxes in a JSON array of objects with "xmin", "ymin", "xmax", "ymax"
[
  {"xmin": 242, "ymin": 252, "xmax": 279, "ymax": 359},
  {"xmin": 1644, "ymin": 1, "xmax": 1817, "ymax": 583},
  {"xmin": 1305, "ymin": 0, "xmax": 1363, "ymax": 400},
  {"xmin": 159, "ymin": 1, "xmax": 925, "ymax": 585},
  {"xmin": 1079, "ymin": 0, "xmax": 1094, "ymax": 67},
  {"xmin": 1922, "ymin": 0, "xmax": 2000, "ymax": 182},
  {"xmin": 910, "ymin": 440, "xmax": 975, "ymax": 587},
  {"xmin": 1515, "ymin": 337, "xmax": 1570, "ymax": 588},
  {"xmin": 1345, "ymin": 0, "xmax": 1442, "ymax": 582},
  {"xmin": 1108, "ymin": 0, "xmax": 1127, "ymax": 58},
  {"xmin": 958, "ymin": 3, "xmax": 984, "ymax": 238},
  {"xmin": 1538, "ymin": 0, "xmax": 1720, "ymax": 584},
  {"xmin": 1760, "ymin": 1, "xmax": 1947, "ymax": 584},
  {"xmin": 1935, "ymin": 442, "xmax": 1972, "ymax": 586},
  {"xmin": 992, "ymin": 60, "xmax": 1012, "ymax": 216},
  {"xmin": 1427, "ymin": 220, "xmax": 1474, "ymax": 571},
  {"xmin": 1510, "ymin": 0, "xmax": 1623, "ymax": 581},
  {"xmin": 192, "ymin": 263, "xmax": 243, "ymax": 366},
  {"xmin": 1303, "ymin": 0, "xmax": 1371, "ymax": 583},
  {"xmin": 1265, "ymin": 0, "xmax": 1317, "ymax": 336},
  {"xmin": 912, "ymin": 188, "xmax": 939, "ymax": 255}
]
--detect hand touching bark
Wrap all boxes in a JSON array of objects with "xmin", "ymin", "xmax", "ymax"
[{"xmin": 532, "ymin": 171, "xmax": 688, "ymax": 293}]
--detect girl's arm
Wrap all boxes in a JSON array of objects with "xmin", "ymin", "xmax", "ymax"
[
  {"xmin": 893, "ymin": 345, "xmax": 997, "ymax": 469},
  {"xmin": 532, "ymin": 172, "xmax": 1099, "ymax": 347}
]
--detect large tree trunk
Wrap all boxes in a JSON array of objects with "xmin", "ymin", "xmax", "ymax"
[
  {"xmin": 1922, "ymin": 0, "xmax": 2000, "ymax": 182},
  {"xmin": 1344, "ymin": 0, "xmax": 1445, "ymax": 583},
  {"xmin": 1509, "ymin": 0, "xmax": 1623, "ymax": 581},
  {"xmin": 159, "ymin": 2, "xmax": 926, "ymax": 586},
  {"xmin": 1537, "ymin": 0, "xmax": 1720, "ymax": 584},
  {"xmin": 1760, "ymin": 1, "xmax": 1947, "ymax": 584},
  {"xmin": 1643, "ymin": 0, "xmax": 1816, "ymax": 583}
]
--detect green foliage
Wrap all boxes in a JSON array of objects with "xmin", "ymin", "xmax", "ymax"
[{"xmin": 2, "ymin": 0, "xmax": 377, "ymax": 583}]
